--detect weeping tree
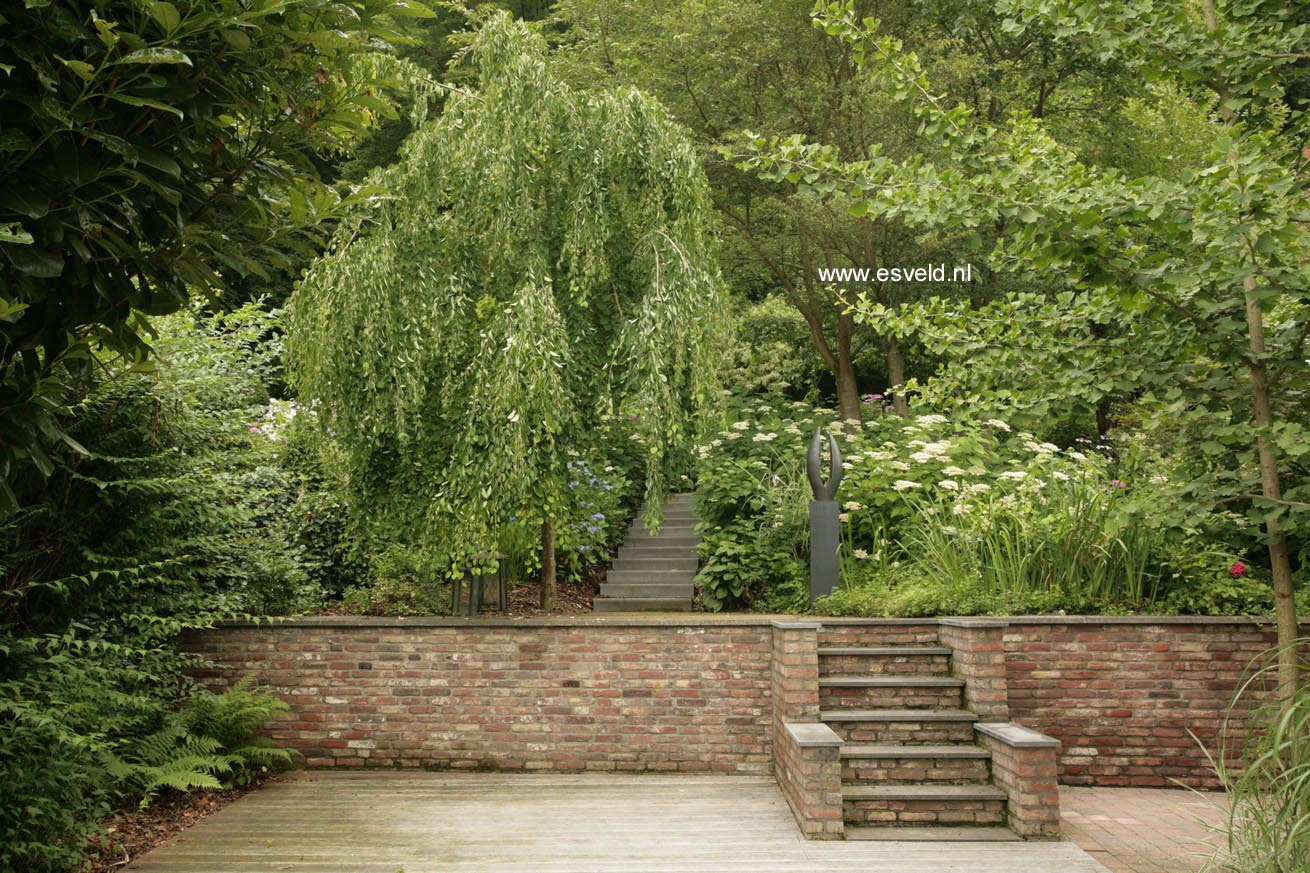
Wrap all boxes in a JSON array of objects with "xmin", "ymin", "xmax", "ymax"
[{"xmin": 287, "ymin": 13, "xmax": 726, "ymax": 608}]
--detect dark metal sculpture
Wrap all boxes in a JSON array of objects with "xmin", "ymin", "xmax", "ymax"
[{"xmin": 807, "ymin": 428, "xmax": 843, "ymax": 601}]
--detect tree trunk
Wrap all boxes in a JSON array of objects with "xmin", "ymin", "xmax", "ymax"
[
  {"xmin": 540, "ymin": 518, "xmax": 557, "ymax": 611},
  {"xmin": 836, "ymin": 310, "xmax": 861, "ymax": 421},
  {"xmin": 1244, "ymin": 277, "xmax": 1299, "ymax": 699},
  {"xmin": 887, "ymin": 335, "xmax": 909, "ymax": 417}
]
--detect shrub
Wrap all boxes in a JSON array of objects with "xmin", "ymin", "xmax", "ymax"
[
  {"xmin": 694, "ymin": 399, "xmax": 1254, "ymax": 615},
  {"xmin": 1, "ymin": 304, "xmax": 314, "ymax": 870}
]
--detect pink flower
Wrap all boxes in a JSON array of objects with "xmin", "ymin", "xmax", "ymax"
[
  {"xmin": 1110, "ymin": 480, "xmax": 1127, "ymax": 489},
  {"xmin": 1229, "ymin": 561, "xmax": 1247, "ymax": 578}
]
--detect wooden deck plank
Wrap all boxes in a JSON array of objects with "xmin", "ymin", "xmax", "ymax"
[{"xmin": 127, "ymin": 772, "xmax": 1108, "ymax": 872}]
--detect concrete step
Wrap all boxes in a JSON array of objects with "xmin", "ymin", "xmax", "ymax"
[
  {"xmin": 599, "ymin": 583, "xmax": 695, "ymax": 599},
  {"xmin": 845, "ymin": 826, "xmax": 1020, "ymax": 842},
  {"xmin": 593, "ymin": 597, "xmax": 693, "ymax": 612},
  {"xmin": 623, "ymin": 524, "xmax": 696, "ymax": 537},
  {"xmin": 618, "ymin": 536, "xmax": 700, "ymax": 550},
  {"xmin": 618, "ymin": 545, "xmax": 702, "ymax": 558},
  {"xmin": 842, "ymin": 784, "xmax": 1008, "ymax": 827},
  {"xmin": 605, "ymin": 569, "xmax": 696, "ymax": 586},
  {"xmin": 819, "ymin": 676, "xmax": 965, "ymax": 710},
  {"xmin": 610, "ymin": 556, "xmax": 700, "ymax": 572},
  {"xmin": 821, "ymin": 709, "xmax": 978, "ymax": 745},
  {"xmin": 818, "ymin": 646, "xmax": 953, "ymax": 677}
]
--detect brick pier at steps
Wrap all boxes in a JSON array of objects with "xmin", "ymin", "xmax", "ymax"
[{"xmin": 185, "ymin": 614, "xmax": 1289, "ymax": 840}]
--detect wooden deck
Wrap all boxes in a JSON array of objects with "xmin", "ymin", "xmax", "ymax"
[{"xmin": 127, "ymin": 772, "xmax": 1109, "ymax": 872}]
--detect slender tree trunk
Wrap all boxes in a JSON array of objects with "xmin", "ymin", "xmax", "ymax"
[
  {"xmin": 836, "ymin": 310, "xmax": 861, "ymax": 421},
  {"xmin": 540, "ymin": 518, "xmax": 557, "ymax": 611},
  {"xmin": 887, "ymin": 335, "xmax": 909, "ymax": 417},
  {"xmin": 1203, "ymin": 0, "xmax": 1299, "ymax": 697},
  {"xmin": 1244, "ymin": 277, "xmax": 1299, "ymax": 699}
]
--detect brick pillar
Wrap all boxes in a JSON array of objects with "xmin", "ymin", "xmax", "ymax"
[
  {"xmin": 769, "ymin": 621, "xmax": 843, "ymax": 839},
  {"xmin": 976, "ymin": 722, "xmax": 1062, "ymax": 838},
  {"xmin": 776, "ymin": 722, "xmax": 844, "ymax": 839},
  {"xmin": 770, "ymin": 619, "xmax": 821, "ymax": 727},
  {"xmin": 938, "ymin": 618, "xmax": 1009, "ymax": 721}
]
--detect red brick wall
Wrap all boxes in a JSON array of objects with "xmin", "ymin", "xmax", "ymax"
[
  {"xmin": 1002, "ymin": 618, "xmax": 1285, "ymax": 789},
  {"xmin": 185, "ymin": 620, "xmax": 772, "ymax": 773}
]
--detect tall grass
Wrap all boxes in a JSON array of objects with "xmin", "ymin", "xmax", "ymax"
[
  {"xmin": 903, "ymin": 480, "xmax": 1170, "ymax": 608},
  {"xmin": 1205, "ymin": 646, "xmax": 1310, "ymax": 872}
]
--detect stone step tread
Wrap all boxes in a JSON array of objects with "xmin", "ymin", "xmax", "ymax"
[
  {"xmin": 820, "ymin": 676, "xmax": 965, "ymax": 688},
  {"xmin": 843, "ymin": 784, "xmax": 1007, "ymax": 802},
  {"xmin": 821, "ymin": 709, "xmax": 978, "ymax": 723},
  {"xmin": 841, "ymin": 744, "xmax": 991, "ymax": 760},
  {"xmin": 607, "ymin": 561, "xmax": 702, "ymax": 568},
  {"xmin": 593, "ymin": 597, "xmax": 693, "ymax": 612},
  {"xmin": 845, "ymin": 826, "xmax": 1020, "ymax": 842},
  {"xmin": 599, "ymin": 586, "xmax": 695, "ymax": 598},
  {"xmin": 619, "ymin": 542, "xmax": 701, "ymax": 549},
  {"xmin": 818, "ymin": 646, "xmax": 952, "ymax": 657},
  {"xmin": 605, "ymin": 572, "xmax": 696, "ymax": 583}
]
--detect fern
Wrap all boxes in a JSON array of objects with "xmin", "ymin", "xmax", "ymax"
[{"xmin": 103, "ymin": 678, "xmax": 295, "ymax": 809}]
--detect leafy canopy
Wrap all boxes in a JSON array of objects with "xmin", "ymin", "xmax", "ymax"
[
  {"xmin": 288, "ymin": 13, "xmax": 727, "ymax": 573},
  {"xmin": 0, "ymin": 0, "xmax": 434, "ymax": 509}
]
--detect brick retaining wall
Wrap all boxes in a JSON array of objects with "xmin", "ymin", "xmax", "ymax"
[
  {"xmin": 186, "ymin": 618, "xmax": 772, "ymax": 773},
  {"xmin": 1000, "ymin": 617, "xmax": 1288, "ymax": 789},
  {"xmin": 186, "ymin": 615, "xmax": 1294, "ymax": 789}
]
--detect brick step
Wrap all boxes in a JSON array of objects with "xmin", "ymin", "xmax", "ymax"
[
  {"xmin": 818, "ymin": 624, "xmax": 940, "ymax": 648},
  {"xmin": 598, "ymin": 583, "xmax": 695, "ymax": 599},
  {"xmin": 819, "ymin": 676, "xmax": 964, "ymax": 709},
  {"xmin": 845, "ymin": 826, "xmax": 1020, "ymax": 842},
  {"xmin": 604, "ymin": 569, "xmax": 696, "ymax": 586},
  {"xmin": 842, "ymin": 784, "xmax": 1007, "ymax": 826},
  {"xmin": 821, "ymin": 709, "xmax": 977, "ymax": 745},
  {"xmin": 818, "ymin": 646, "xmax": 952, "ymax": 677},
  {"xmin": 840, "ymin": 744, "xmax": 991, "ymax": 785},
  {"xmin": 593, "ymin": 597, "xmax": 692, "ymax": 612},
  {"xmin": 609, "ymin": 556, "xmax": 700, "ymax": 572}
]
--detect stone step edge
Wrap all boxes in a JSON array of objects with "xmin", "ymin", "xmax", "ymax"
[
  {"xmin": 821, "ymin": 709, "xmax": 978, "ymax": 723},
  {"xmin": 842, "ymin": 783, "xmax": 1008, "ymax": 801},
  {"xmin": 844, "ymin": 826, "xmax": 1020, "ymax": 842},
  {"xmin": 820, "ymin": 676, "xmax": 965, "ymax": 688},
  {"xmin": 840, "ymin": 744, "xmax": 990, "ymax": 760},
  {"xmin": 818, "ymin": 647, "xmax": 952, "ymax": 657}
]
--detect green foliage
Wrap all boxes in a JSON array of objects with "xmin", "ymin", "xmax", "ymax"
[
  {"xmin": 0, "ymin": 0, "xmax": 432, "ymax": 508},
  {"xmin": 105, "ymin": 678, "xmax": 295, "ymax": 809},
  {"xmin": 288, "ymin": 13, "xmax": 727, "ymax": 581},
  {"xmin": 695, "ymin": 399, "xmax": 1256, "ymax": 615},
  {"xmin": 1, "ymin": 305, "xmax": 324, "ymax": 871},
  {"xmin": 1206, "ymin": 644, "xmax": 1310, "ymax": 871}
]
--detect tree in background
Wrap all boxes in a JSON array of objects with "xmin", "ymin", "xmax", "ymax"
[
  {"xmin": 552, "ymin": 0, "xmax": 1128, "ymax": 419},
  {"xmin": 743, "ymin": 0, "xmax": 1310, "ymax": 694},
  {"xmin": 288, "ymin": 13, "xmax": 727, "ymax": 609},
  {"xmin": 0, "ymin": 0, "xmax": 434, "ymax": 510}
]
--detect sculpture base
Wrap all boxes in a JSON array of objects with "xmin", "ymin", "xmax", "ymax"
[{"xmin": 809, "ymin": 500, "xmax": 840, "ymax": 602}]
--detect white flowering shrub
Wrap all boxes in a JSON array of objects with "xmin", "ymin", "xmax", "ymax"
[{"xmin": 694, "ymin": 400, "xmax": 1267, "ymax": 615}]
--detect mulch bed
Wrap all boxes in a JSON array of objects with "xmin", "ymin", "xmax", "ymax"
[{"xmin": 84, "ymin": 775, "xmax": 278, "ymax": 872}]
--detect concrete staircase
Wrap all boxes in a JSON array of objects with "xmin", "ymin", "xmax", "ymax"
[
  {"xmin": 593, "ymin": 494, "xmax": 698, "ymax": 612},
  {"xmin": 817, "ymin": 625, "xmax": 1019, "ymax": 842}
]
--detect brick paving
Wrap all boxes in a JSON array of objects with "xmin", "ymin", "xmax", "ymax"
[{"xmin": 1061, "ymin": 786, "xmax": 1229, "ymax": 873}]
